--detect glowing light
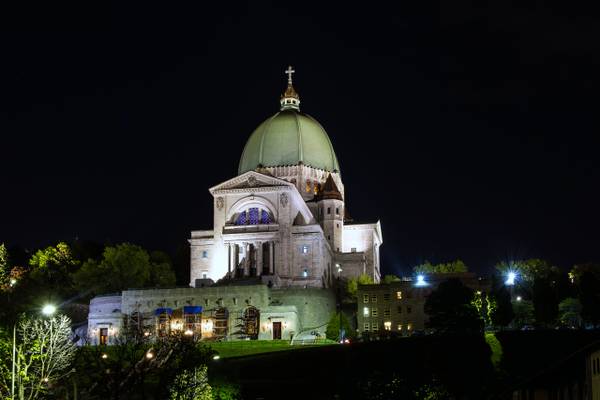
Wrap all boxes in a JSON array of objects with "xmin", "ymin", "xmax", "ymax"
[
  {"xmin": 363, "ymin": 307, "xmax": 369, "ymax": 316},
  {"xmin": 212, "ymin": 355, "xmax": 220, "ymax": 360},
  {"xmin": 42, "ymin": 304, "xmax": 57, "ymax": 316},
  {"xmin": 384, "ymin": 321, "xmax": 391, "ymax": 331},
  {"xmin": 9, "ymin": 278, "xmax": 17, "ymax": 286},
  {"xmin": 143, "ymin": 331, "xmax": 150, "ymax": 337},
  {"xmin": 43, "ymin": 377, "xmax": 49, "ymax": 383},
  {"xmin": 101, "ymin": 353, "xmax": 108, "ymax": 359},
  {"xmin": 505, "ymin": 271, "xmax": 517, "ymax": 286},
  {"xmin": 415, "ymin": 275, "xmax": 427, "ymax": 287},
  {"xmin": 516, "ymin": 296, "xmax": 522, "ymax": 302},
  {"xmin": 146, "ymin": 352, "xmax": 154, "ymax": 359},
  {"xmin": 170, "ymin": 320, "xmax": 183, "ymax": 331},
  {"xmin": 184, "ymin": 329, "xmax": 194, "ymax": 336}
]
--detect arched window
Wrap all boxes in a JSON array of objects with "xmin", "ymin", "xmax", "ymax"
[{"xmin": 235, "ymin": 208, "xmax": 272, "ymax": 225}]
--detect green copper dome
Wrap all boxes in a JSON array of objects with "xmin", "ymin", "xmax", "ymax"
[{"xmin": 238, "ymin": 109, "xmax": 341, "ymax": 175}]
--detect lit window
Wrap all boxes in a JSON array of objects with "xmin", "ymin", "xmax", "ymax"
[
  {"xmin": 302, "ymin": 269, "xmax": 308, "ymax": 278},
  {"xmin": 383, "ymin": 293, "xmax": 390, "ymax": 301},
  {"xmin": 202, "ymin": 250, "xmax": 208, "ymax": 258},
  {"xmin": 384, "ymin": 321, "xmax": 391, "ymax": 331},
  {"xmin": 371, "ymin": 309, "xmax": 378, "ymax": 317},
  {"xmin": 384, "ymin": 308, "xmax": 390, "ymax": 317},
  {"xmin": 363, "ymin": 307, "xmax": 369, "ymax": 316},
  {"xmin": 306, "ymin": 180, "xmax": 311, "ymax": 192},
  {"xmin": 363, "ymin": 294, "xmax": 369, "ymax": 303},
  {"xmin": 364, "ymin": 323, "xmax": 369, "ymax": 331},
  {"xmin": 396, "ymin": 291, "xmax": 402, "ymax": 299},
  {"xmin": 370, "ymin": 295, "xmax": 377, "ymax": 303},
  {"xmin": 397, "ymin": 324, "xmax": 403, "ymax": 331},
  {"xmin": 313, "ymin": 181, "xmax": 319, "ymax": 194},
  {"xmin": 407, "ymin": 323, "xmax": 412, "ymax": 331},
  {"xmin": 301, "ymin": 245, "xmax": 309, "ymax": 254}
]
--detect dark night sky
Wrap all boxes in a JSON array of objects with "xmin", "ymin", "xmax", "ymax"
[{"xmin": 1, "ymin": 1, "xmax": 599, "ymax": 276}]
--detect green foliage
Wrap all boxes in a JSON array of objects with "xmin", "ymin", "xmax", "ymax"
[
  {"xmin": 325, "ymin": 312, "xmax": 353, "ymax": 341},
  {"xmin": 424, "ymin": 278, "xmax": 483, "ymax": 335},
  {"xmin": 169, "ymin": 366, "xmax": 212, "ymax": 400},
  {"xmin": 485, "ymin": 332, "xmax": 503, "ymax": 368},
  {"xmin": 211, "ymin": 379, "xmax": 240, "ymax": 400},
  {"xmin": 73, "ymin": 243, "xmax": 177, "ymax": 296},
  {"xmin": 0, "ymin": 327, "xmax": 11, "ymax": 398},
  {"xmin": 346, "ymin": 274, "xmax": 374, "ymax": 299},
  {"xmin": 28, "ymin": 242, "xmax": 80, "ymax": 296},
  {"xmin": 382, "ymin": 274, "xmax": 401, "ymax": 284},
  {"xmin": 488, "ymin": 285, "xmax": 514, "ymax": 328},
  {"xmin": 532, "ymin": 277, "xmax": 558, "ymax": 326},
  {"xmin": 0, "ymin": 243, "xmax": 8, "ymax": 286},
  {"xmin": 578, "ymin": 270, "xmax": 600, "ymax": 327},
  {"xmin": 558, "ymin": 297, "xmax": 582, "ymax": 327},
  {"xmin": 414, "ymin": 259, "xmax": 468, "ymax": 274},
  {"xmin": 512, "ymin": 300, "xmax": 534, "ymax": 328}
]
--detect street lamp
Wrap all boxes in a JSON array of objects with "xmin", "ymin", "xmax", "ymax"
[
  {"xmin": 12, "ymin": 304, "xmax": 57, "ymax": 398},
  {"xmin": 505, "ymin": 271, "xmax": 517, "ymax": 286}
]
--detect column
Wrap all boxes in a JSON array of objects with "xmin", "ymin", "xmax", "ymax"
[
  {"xmin": 269, "ymin": 241, "xmax": 275, "ymax": 275},
  {"xmin": 227, "ymin": 243, "xmax": 231, "ymax": 278},
  {"xmin": 255, "ymin": 241, "xmax": 263, "ymax": 277}
]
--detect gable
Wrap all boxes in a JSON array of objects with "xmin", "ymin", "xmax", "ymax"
[{"xmin": 209, "ymin": 171, "xmax": 293, "ymax": 194}]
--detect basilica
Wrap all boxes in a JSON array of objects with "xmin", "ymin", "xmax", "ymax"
[{"xmin": 86, "ymin": 68, "xmax": 383, "ymax": 344}]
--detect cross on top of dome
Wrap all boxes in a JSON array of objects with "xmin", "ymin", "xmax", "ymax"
[{"xmin": 280, "ymin": 65, "xmax": 300, "ymax": 111}]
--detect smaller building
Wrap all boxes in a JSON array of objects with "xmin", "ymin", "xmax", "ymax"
[{"xmin": 357, "ymin": 273, "xmax": 488, "ymax": 337}]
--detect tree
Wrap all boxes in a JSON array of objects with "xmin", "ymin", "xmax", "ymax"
[
  {"xmin": 14, "ymin": 315, "xmax": 76, "ymax": 400},
  {"xmin": 28, "ymin": 242, "xmax": 80, "ymax": 297},
  {"xmin": 0, "ymin": 327, "xmax": 11, "ymax": 398},
  {"xmin": 325, "ymin": 312, "xmax": 353, "ymax": 341},
  {"xmin": 579, "ymin": 270, "xmax": 600, "ymax": 327},
  {"xmin": 414, "ymin": 260, "xmax": 468, "ymax": 274},
  {"xmin": 382, "ymin": 274, "xmax": 401, "ymax": 284},
  {"xmin": 0, "ymin": 244, "xmax": 8, "ymax": 287},
  {"xmin": 558, "ymin": 297, "xmax": 582, "ymax": 328},
  {"xmin": 424, "ymin": 278, "xmax": 483, "ymax": 335},
  {"xmin": 487, "ymin": 285, "xmax": 514, "ymax": 328},
  {"xmin": 532, "ymin": 277, "xmax": 558, "ymax": 327},
  {"xmin": 346, "ymin": 274, "xmax": 374, "ymax": 300},
  {"xmin": 512, "ymin": 300, "xmax": 534, "ymax": 328},
  {"xmin": 73, "ymin": 243, "xmax": 177, "ymax": 296},
  {"xmin": 169, "ymin": 366, "xmax": 212, "ymax": 400}
]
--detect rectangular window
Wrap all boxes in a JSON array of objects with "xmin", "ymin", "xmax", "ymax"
[
  {"xmin": 384, "ymin": 308, "xmax": 390, "ymax": 317},
  {"xmin": 233, "ymin": 298, "xmax": 238, "ymax": 305},
  {"xmin": 397, "ymin": 324, "xmax": 403, "ymax": 331},
  {"xmin": 363, "ymin": 294, "xmax": 369, "ymax": 303},
  {"xmin": 336, "ymin": 223, "xmax": 340, "ymax": 228},
  {"xmin": 364, "ymin": 323, "xmax": 370, "ymax": 331},
  {"xmin": 351, "ymin": 247, "xmax": 357, "ymax": 253},
  {"xmin": 202, "ymin": 272, "xmax": 208, "ymax": 279},
  {"xmin": 371, "ymin": 294, "xmax": 377, "ymax": 303},
  {"xmin": 407, "ymin": 323, "xmax": 412, "ymax": 331},
  {"xmin": 372, "ymin": 321, "xmax": 379, "ymax": 331},
  {"xmin": 384, "ymin": 321, "xmax": 391, "ymax": 331},
  {"xmin": 397, "ymin": 306, "xmax": 402, "ymax": 314},
  {"xmin": 202, "ymin": 250, "xmax": 208, "ymax": 258},
  {"xmin": 301, "ymin": 245, "xmax": 309, "ymax": 254},
  {"xmin": 336, "ymin": 207, "xmax": 340, "ymax": 215},
  {"xmin": 363, "ymin": 307, "xmax": 369, "ymax": 316},
  {"xmin": 383, "ymin": 293, "xmax": 390, "ymax": 301},
  {"xmin": 371, "ymin": 308, "xmax": 378, "ymax": 317},
  {"xmin": 302, "ymin": 269, "xmax": 308, "ymax": 278},
  {"xmin": 407, "ymin": 306, "xmax": 412, "ymax": 314},
  {"xmin": 327, "ymin": 207, "xmax": 331, "ymax": 214},
  {"xmin": 396, "ymin": 291, "xmax": 402, "ymax": 299}
]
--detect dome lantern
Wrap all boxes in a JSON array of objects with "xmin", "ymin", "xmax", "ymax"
[{"xmin": 280, "ymin": 65, "xmax": 300, "ymax": 111}]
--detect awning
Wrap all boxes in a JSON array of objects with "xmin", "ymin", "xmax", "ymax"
[
  {"xmin": 154, "ymin": 308, "xmax": 173, "ymax": 316},
  {"xmin": 183, "ymin": 306, "xmax": 203, "ymax": 314}
]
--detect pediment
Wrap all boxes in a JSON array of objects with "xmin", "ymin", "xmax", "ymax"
[{"xmin": 209, "ymin": 171, "xmax": 293, "ymax": 194}]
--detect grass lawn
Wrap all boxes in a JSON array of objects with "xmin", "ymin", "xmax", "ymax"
[{"xmin": 207, "ymin": 339, "xmax": 336, "ymax": 358}]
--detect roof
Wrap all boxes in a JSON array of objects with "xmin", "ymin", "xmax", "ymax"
[{"xmin": 315, "ymin": 174, "xmax": 343, "ymax": 201}]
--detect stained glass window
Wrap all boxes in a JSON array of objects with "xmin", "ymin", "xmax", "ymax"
[
  {"xmin": 260, "ymin": 210, "xmax": 271, "ymax": 224},
  {"xmin": 248, "ymin": 208, "xmax": 259, "ymax": 225},
  {"xmin": 236, "ymin": 212, "xmax": 247, "ymax": 225}
]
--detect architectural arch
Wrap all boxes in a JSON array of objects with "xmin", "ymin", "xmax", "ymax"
[{"xmin": 226, "ymin": 195, "xmax": 278, "ymax": 224}]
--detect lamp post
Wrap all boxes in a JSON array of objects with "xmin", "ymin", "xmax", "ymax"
[{"xmin": 11, "ymin": 304, "xmax": 57, "ymax": 398}]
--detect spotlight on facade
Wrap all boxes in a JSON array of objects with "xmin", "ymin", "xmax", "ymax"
[
  {"xmin": 42, "ymin": 304, "xmax": 57, "ymax": 316},
  {"xmin": 415, "ymin": 275, "xmax": 427, "ymax": 287},
  {"xmin": 505, "ymin": 271, "xmax": 517, "ymax": 286}
]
